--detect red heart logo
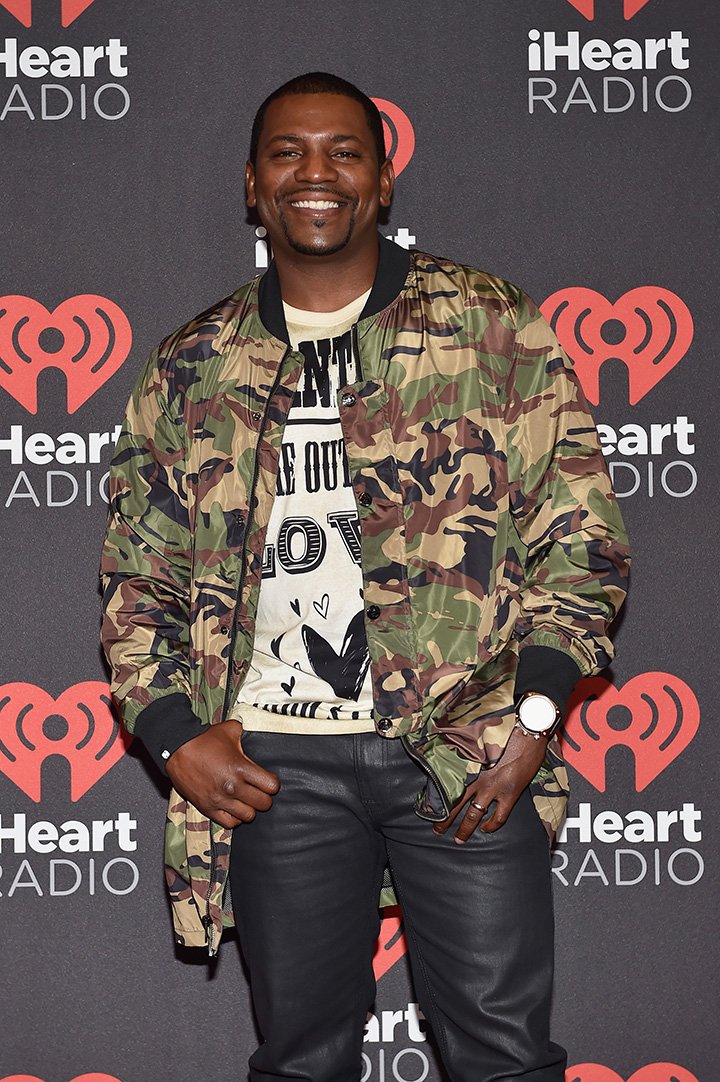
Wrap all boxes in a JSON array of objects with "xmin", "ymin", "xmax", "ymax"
[
  {"xmin": 0, "ymin": 295, "xmax": 131, "ymax": 414},
  {"xmin": 623, "ymin": 0, "xmax": 653, "ymax": 18},
  {"xmin": 0, "ymin": 682, "xmax": 130, "ymax": 802},
  {"xmin": 61, "ymin": 0, "xmax": 98, "ymax": 25},
  {"xmin": 540, "ymin": 287, "xmax": 693, "ymax": 405},
  {"xmin": 372, "ymin": 98, "xmax": 416, "ymax": 178},
  {"xmin": 565, "ymin": 0, "xmax": 594, "ymax": 17},
  {"xmin": 0, "ymin": 0, "xmax": 98, "ymax": 25},
  {"xmin": 373, "ymin": 906, "xmax": 409, "ymax": 980},
  {"xmin": 0, "ymin": 0, "xmax": 31, "ymax": 24},
  {"xmin": 2, "ymin": 1076, "xmax": 122, "ymax": 1082},
  {"xmin": 566, "ymin": 1065, "xmax": 698, "ymax": 1082},
  {"xmin": 561, "ymin": 674, "xmax": 700, "ymax": 792},
  {"xmin": 564, "ymin": 0, "xmax": 653, "ymax": 18}
]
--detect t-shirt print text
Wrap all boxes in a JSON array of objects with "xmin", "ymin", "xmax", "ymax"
[{"xmin": 289, "ymin": 327, "xmax": 360, "ymax": 411}]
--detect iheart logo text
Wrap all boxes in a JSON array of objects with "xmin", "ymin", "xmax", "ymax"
[
  {"xmin": 372, "ymin": 98, "xmax": 415, "ymax": 177},
  {"xmin": 561, "ymin": 673, "xmax": 699, "ymax": 792},
  {"xmin": 0, "ymin": 682, "xmax": 130, "ymax": 802},
  {"xmin": 373, "ymin": 906, "xmax": 409, "ymax": 980},
  {"xmin": 541, "ymin": 287, "xmax": 693, "ymax": 405},
  {"xmin": 566, "ymin": 1064, "xmax": 698, "ymax": 1082},
  {"xmin": 565, "ymin": 0, "xmax": 653, "ymax": 19},
  {"xmin": 0, "ymin": 295, "xmax": 131, "ymax": 414},
  {"xmin": 0, "ymin": 0, "xmax": 98, "ymax": 27}
]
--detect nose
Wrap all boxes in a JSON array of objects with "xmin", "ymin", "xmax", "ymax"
[{"xmin": 294, "ymin": 146, "xmax": 339, "ymax": 184}]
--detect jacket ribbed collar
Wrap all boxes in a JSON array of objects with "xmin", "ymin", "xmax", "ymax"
[{"xmin": 257, "ymin": 234, "xmax": 411, "ymax": 343}]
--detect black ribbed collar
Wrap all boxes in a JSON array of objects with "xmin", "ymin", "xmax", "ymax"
[{"xmin": 257, "ymin": 234, "xmax": 411, "ymax": 344}]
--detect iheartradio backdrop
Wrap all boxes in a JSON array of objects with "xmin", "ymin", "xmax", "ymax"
[{"xmin": 0, "ymin": 2, "xmax": 715, "ymax": 1081}]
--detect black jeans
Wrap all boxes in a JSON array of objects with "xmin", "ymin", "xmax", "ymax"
[{"xmin": 229, "ymin": 731, "xmax": 567, "ymax": 1082}]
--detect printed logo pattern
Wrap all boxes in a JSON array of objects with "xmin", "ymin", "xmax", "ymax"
[
  {"xmin": 372, "ymin": 98, "xmax": 415, "ymax": 177},
  {"xmin": 561, "ymin": 674, "xmax": 700, "ymax": 792},
  {"xmin": 541, "ymin": 287, "xmax": 693, "ymax": 404},
  {"xmin": 373, "ymin": 909, "xmax": 409, "ymax": 980},
  {"xmin": 565, "ymin": 0, "xmax": 653, "ymax": 19},
  {"xmin": 0, "ymin": 682, "xmax": 130, "ymax": 801},
  {"xmin": 0, "ymin": 295, "xmax": 131, "ymax": 413},
  {"xmin": 2, "ymin": 1076, "xmax": 122, "ymax": 1082},
  {"xmin": 0, "ymin": 0, "xmax": 98, "ymax": 26},
  {"xmin": 566, "ymin": 1065, "xmax": 698, "ymax": 1082}
]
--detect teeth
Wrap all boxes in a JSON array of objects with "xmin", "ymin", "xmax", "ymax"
[{"xmin": 291, "ymin": 200, "xmax": 340, "ymax": 209}]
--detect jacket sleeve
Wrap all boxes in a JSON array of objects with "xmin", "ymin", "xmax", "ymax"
[
  {"xmin": 100, "ymin": 343, "xmax": 205, "ymax": 772},
  {"xmin": 506, "ymin": 290, "xmax": 631, "ymax": 715}
]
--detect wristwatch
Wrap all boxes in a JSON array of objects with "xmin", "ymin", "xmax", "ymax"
[{"xmin": 514, "ymin": 691, "xmax": 562, "ymax": 740}]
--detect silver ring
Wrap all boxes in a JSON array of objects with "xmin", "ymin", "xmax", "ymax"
[{"xmin": 470, "ymin": 800, "xmax": 486, "ymax": 812}]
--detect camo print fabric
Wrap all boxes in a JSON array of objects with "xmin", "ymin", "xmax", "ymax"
[{"xmin": 101, "ymin": 250, "xmax": 630, "ymax": 950}]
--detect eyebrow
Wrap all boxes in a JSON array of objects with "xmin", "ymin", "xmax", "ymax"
[{"xmin": 267, "ymin": 133, "xmax": 364, "ymax": 144}]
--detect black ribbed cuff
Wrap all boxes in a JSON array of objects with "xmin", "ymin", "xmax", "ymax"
[
  {"xmin": 514, "ymin": 645, "xmax": 583, "ymax": 719},
  {"xmin": 134, "ymin": 693, "xmax": 206, "ymax": 775}
]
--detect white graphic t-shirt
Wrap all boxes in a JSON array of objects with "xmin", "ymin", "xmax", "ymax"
[{"xmin": 233, "ymin": 289, "xmax": 375, "ymax": 733}]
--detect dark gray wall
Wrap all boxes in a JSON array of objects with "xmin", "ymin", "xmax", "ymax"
[{"xmin": 0, "ymin": 2, "xmax": 714, "ymax": 1080}]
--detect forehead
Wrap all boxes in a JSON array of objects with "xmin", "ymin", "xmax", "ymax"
[{"xmin": 260, "ymin": 93, "xmax": 372, "ymax": 143}]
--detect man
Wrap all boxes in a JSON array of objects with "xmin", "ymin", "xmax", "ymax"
[{"xmin": 101, "ymin": 72, "xmax": 630, "ymax": 1082}]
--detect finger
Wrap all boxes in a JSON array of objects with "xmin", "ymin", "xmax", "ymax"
[
  {"xmin": 220, "ymin": 778, "xmax": 274, "ymax": 814},
  {"xmin": 234, "ymin": 756, "xmax": 281, "ymax": 795},
  {"xmin": 479, "ymin": 797, "xmax": 511, "ymax": 833},
  {"xmin": 209, "ymin": 808, "xmax": 243, "ymax": 829},
  {"xmin": 232, "ymin": 779, "xmax": 275, "ymax": 812},
  {"xmin": 432, "ymin": 790, "xmax": 483, "ymax": 834},
  {"xmin": 453, "ymin": 798, "xmax": 495, "ymax": 845}
]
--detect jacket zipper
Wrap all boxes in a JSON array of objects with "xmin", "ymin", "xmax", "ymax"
[
  {"xmin": 202, "ymin": 346, "xmax": 291, "ymax": 956},
  {"xmin": 220, "ymin": 346, "xmax": 290, "ymax": 722},
  {"xmin": 351, "ymin": 324, "xmax": 363, "ymax": 381},
  {"xmin": 400, "ymin": 735, "xmax": 452, "ymax": 821}
]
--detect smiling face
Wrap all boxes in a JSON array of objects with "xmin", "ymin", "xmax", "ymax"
[{"xmin": 246, "ymin": 93, "xmax": 394, "ymax": 261}]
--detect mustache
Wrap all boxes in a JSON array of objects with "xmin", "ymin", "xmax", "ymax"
[{"xmin": 280, "ymin": 186, "xmax": 357, "ymax": 204}]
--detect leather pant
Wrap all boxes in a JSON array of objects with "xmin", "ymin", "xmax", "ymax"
[{"xmin": 229, "ymin": 730, "xmax": 567, "ymax": 1082}]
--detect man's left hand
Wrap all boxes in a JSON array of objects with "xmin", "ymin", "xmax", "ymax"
[{"xmin": 432, "ymin": 725, "xmax": 549, "ymax": 844}]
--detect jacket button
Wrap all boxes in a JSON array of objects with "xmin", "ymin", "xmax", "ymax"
[
  {"xmin": 219, "ymin": 624, "xmax": 230, "ymax": 636},
  {"xmin": 341, "ymin": 392, "xmax": 356, "ymax": 407},
  {"xmin": 234, "ymin": 511, "xmax": 245, "ymax": 525},
  {"xmin": 359, "ymin": 492, "xmax": 372, "ymax": 506},
  {"xmin": 366, "ymin": 604, "xmax": 381, "ymax": 620},
  {"xmin": 376, "ymin": 718, "xmax": 393, "ymax": 733},
  {"xmin": 251, "ymin": 411, "xmax": 262, "ymax": 422}
]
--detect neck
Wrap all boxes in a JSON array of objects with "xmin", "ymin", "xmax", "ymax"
[{"xmin": 273, "ymin": 239, "xmax": 379, "ymax": 312}]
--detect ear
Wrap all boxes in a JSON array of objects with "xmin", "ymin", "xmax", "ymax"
[
  {"xmin": 379, "ymin": 158, "xmax": 395, "ymax": 209},
  {"xmin": 246, "ymin": 161, "xmax": 256, "ymax": 208}
]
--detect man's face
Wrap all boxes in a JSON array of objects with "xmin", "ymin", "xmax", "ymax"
[{"xmin": 246, "ymin": 93, "xmax": 394, "ymax": 260}]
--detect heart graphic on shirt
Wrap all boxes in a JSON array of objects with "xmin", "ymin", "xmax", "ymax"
[
  {"xmin": 313, "ymin": 593, "xmax": 330, "ymax": 619},
  {"xmin": 302, "ymin": 610, "xmax": 370, "ymax": 700},
  {"xmin": 290, "ymin": 598, "xmax": 301, "ymax": 616},
  {"xmin": 280, "ymin": 675, "xmax": 296, "ymax": 696}
]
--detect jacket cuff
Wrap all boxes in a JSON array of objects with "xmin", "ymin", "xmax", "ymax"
[
  {"xmin": 134, "ymin": 693, "xmax": 207, "ymax": 775},
  {"xmin": 514, "ymin": 645, "xmax": 583, "ymax": 719}
]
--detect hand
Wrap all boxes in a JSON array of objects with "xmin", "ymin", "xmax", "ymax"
[
  {"xmin": 432, "ymin": 725, "xmax": 548, "ymax": 844},
  {"xmin": 165, "ymin": 719, "xmax": 280, "ymax": 829}
]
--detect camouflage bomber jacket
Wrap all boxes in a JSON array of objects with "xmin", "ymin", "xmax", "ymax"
[{"xmin": 100, "ymin": 238, "xmax": 630, "ymax": 953}]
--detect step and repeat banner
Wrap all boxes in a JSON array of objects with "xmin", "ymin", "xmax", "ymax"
[{"xmin": 0, "ymin": 1, "xmax": 715, "ymax": 1080}]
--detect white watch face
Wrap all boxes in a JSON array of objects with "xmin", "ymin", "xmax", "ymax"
[{"xmin": 518, "ymin": 694, "xmax": 557, "ymax": 732}]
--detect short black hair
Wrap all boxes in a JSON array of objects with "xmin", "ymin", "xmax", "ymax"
[{"xmin": 249, "ymin": 72, "xmax": 387, "ymax": 168}]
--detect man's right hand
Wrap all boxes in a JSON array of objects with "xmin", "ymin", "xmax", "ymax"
[{"xmin": 165, "ymin": 719, "xmax": 280, "ymax": 829}]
